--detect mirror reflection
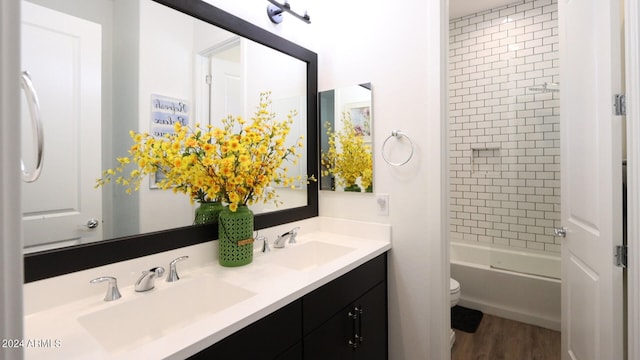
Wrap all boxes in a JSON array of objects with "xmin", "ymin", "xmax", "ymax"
[
  {"xmin": 319, "ymin": 83, "xmax": 373, "ymax": 192},
  {"xmin": 21, "ymin": 0, "xmax": 308, "ymax": 253}
]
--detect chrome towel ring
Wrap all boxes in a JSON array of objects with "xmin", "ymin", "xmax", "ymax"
[{"xmin": 381, "ymin": 130, "xmax": 414, "ymax": 166}]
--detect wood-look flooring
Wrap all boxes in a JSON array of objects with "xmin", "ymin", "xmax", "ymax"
[{"xmin": 451, "ymin": 314, "xmax": 561, "ymax": 360}]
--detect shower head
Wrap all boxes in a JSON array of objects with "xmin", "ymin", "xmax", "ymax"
[{"xmin": 528, "ymin": 82, "xmax": 559, "ymax": 93}]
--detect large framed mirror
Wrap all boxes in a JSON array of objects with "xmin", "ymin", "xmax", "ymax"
[
  {"xmin": 319, "ymin": 83, "xmax": 373, "ymax": 192},
  {"xmin": 23, "ymin": 0, "xmax": 318, "ymax": 282}
]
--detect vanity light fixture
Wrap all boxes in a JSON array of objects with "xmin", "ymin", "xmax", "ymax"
[{"xmin": 267, "ymin": 0, "xmax": 311, "ymax": 24}]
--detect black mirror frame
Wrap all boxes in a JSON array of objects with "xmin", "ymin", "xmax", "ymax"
[{"xmin": 24, "ymin": 0, "xmax": 318, "ymax": 283}]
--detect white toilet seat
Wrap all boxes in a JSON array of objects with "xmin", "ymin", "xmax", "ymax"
[
  {"xmin": 450, "ymin": 278, "xmax": 460, "ymax": 293},
  {"xmin": 450, "ymin": 278, "xmax": 460, "ymax": 308}
]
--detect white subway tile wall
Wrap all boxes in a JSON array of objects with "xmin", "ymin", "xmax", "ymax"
[{"xmin": 449, "ymin": 0, "xmax": 560, "ymax": 254}]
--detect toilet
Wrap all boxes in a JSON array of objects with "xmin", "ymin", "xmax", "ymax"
[
  {"xmin": 450, "ymin": 278, "xmax": 461, "ymax": 347},
  {"xmin": 450, "ymin": 278, "xmax": 460, "ymax": 307}
]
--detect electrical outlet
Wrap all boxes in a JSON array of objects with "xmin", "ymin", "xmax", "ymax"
[{"xmin": 375, "ymin": 194, "xmax": 389, "ymax": 216}]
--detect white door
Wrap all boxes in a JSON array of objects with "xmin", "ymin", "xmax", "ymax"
[
  {"xmin": 194, "ymin": 39, "xmax": 242, "ymax": 127},
  {"xmin": 21, "ymin": 2, "xmax": 102, "ymax": 251},
  {"xmin": 559, "ymin": 0, "xmax": 624, "ymax": 359},
  {"xmin": 209, "ymin": 46, "xmax": 243, "ymax": 125}
]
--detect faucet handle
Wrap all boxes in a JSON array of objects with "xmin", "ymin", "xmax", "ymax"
[
  {"xmin": 257, "ymin": 235, "xmax": 270, "ymax": 253},
  {"xmin": 90, "ymin": 276, "xmax": 122, "ymax": 301},
  {"xmin": 288, "ymin": 227, "xmax": 300, "ymax": 244},
  {"xmin": 150, "ymin": 266, "xmax": 165, "ymax": 277},
  {"xmin": 166, "ymin": 256, "xmax": 189, "ymax": 282}
]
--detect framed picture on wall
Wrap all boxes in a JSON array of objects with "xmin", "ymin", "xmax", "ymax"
[{"xmin": 344, "ymin": 101, "xmax": 372, "ymax": 143}]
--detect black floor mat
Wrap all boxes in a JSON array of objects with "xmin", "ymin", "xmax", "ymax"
[{"xmin": 451, "ymin": 305, "xmax": 483, "ymax": 333}]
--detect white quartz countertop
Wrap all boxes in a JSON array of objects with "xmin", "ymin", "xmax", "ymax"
[{"xmin": 23, "ymin": 217, "xmax": 391, "ymax": 359}]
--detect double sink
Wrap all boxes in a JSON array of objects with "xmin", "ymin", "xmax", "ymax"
[{"xmin": 76, "ymin": 239, "xmax": 356, "ymax": 352}]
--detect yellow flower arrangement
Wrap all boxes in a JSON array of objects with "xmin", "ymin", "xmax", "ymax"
[
  {"xmin": 96, "ymin": 92, "xmax": 304, "ymax": 212},
  {"xmin": 321, "ymin": 112, "xmax": 373, "ymax": 191}
]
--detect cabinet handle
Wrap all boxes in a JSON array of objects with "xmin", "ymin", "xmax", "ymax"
[
  {"xmin": 356, "ymin": 306, "xmax": 364, "ymax": 344},
  {"xmin": 348, "ymin": 308, "xmax": 359, "ymax": 349}
]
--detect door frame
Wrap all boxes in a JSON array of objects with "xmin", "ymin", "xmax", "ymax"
[
  {"xmin": 624, "ymin": 0, "xmax": 640, "ymax": 357},
  {"xmin": 1, "ymin": 0, "xmax": 24, "ymax": 359}
]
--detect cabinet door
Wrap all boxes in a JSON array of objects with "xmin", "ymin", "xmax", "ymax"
[
  {"xmin": 303, "ymin": 306, "xmax": 354, "ymax": 360},
  {"xmin": 189, "ymin": 300, "xmax": 301, "ymax": 360},
  {"xmin": 274, "ymin": 342, "xmax": 302, "ymax": 360},
  {"xmin": 303, "ymin": 255, "xmax": 386, "ymax": 335},
  {"xmin": 304, "ymin": 281, "xmax": 388, "ymax": 360},
  {"xmin": 354, "ymin": 281, "xmax": 387, "ymax": 360}
]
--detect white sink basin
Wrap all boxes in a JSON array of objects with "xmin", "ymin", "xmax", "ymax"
[
  {"xmin": 267, "ymin": 241, "xmax": 355, "ymax": 271},
  {"xmin": 77, "ymin": 275, "xmax": 255, "ymax": 352}
]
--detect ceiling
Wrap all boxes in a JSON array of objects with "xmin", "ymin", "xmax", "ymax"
[{"xmin": 450, "ymin": 0, "xmax": 520, "ymax": 19}]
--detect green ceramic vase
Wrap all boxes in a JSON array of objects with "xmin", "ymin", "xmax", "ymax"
[
  {"xmin": 218, "ymin": 205, "xmax": 254, "ymax": 267},
  {"xmin": 194, "ymin": 201, "xmax": 223, "ymax": 225},
  {"xmin": 344, "ymin": 184, "xmax": 362, "ymax": 192}
]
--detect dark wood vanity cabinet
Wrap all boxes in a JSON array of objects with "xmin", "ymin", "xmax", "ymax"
[
  {"xmin": 188, "ymin": 299, "xmax": 303, "ymax": 360},
  {"xmin": 303, "ymin": 282, "xmax": 387, "ymax": 360},
  {"xmin": 189, "ymin": 252, "xmax": 387, "ymax": 360},
  {"xmin": 303, "ymin": 254, "xmax": 388, "ymax": 360}
]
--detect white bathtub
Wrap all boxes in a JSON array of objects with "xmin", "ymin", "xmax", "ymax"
[{"xmin": 450, "ymin": 241, "xmax": 561, "ymax": 331}]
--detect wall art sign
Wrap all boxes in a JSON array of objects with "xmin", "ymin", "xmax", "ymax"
[
  {"xmin": 150, "ymin": 94, "xmax": 190, "ymax": 137},
  {"xmin": 149, "ymin": 94, "xmax": 190, "ymax": 187}
]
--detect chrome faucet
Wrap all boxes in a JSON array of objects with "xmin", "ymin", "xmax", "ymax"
[
  {"xmin": 273, "ymin": 227, "xmax": 300, "ymax": 248},
  {"xmin": 166, "ymin": 256, "xmax": 188, "ymax": 282},
  {"xmin": 90, "ymin": 276, "xmax": 122, "ymax": 301},
  {"xmin": 135, "ymin": 267, "xmax": 165, "ymax": 292}
]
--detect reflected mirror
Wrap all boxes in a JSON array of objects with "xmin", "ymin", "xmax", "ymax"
[
  {"xmin": 319, "ymin": 83, "xmax": 373, "ymax": 192},
  {"xmin": 23, "ymin": 0, "xmax": 318, "ymax": 282},
  {"xmin": 21, "ymin": 0, "xmax": 313, "ymax": 253}
]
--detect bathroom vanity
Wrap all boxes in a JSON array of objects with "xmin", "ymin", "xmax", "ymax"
[
  {"xmin": 23, "ymin": 218, "xmax": 391, "ymax": 359},
  {"xmin": 191, "ymin": 253, "xmax": 387, "ymax": 359}
]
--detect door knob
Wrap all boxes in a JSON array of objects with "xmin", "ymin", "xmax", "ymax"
[
  {"xmin": 85, "ymin": 219, "xmax": 99, "ymax": 229},
  {"xmin": 554, "ymin": 227, "xmax": 567, "ymax": 238}
]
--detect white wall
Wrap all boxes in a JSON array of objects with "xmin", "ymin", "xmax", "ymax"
[
  {"xmin": 112, "ymin": 0, "xmax": 141, "ymax": 237},
  {"xmin": 315, "ymin": 1, "xmax": 449, "ymax": 358},
  {"xmin": 203, "ymin": 0, "xmax": 449, "ymax": 358},
  {"xmin": 137, "ymin": 0, "xmax": 196, "ymax": 233},
  {"xmin": 312, "ymin": 0, "xmax": 448, "ymax": 359},
  {"xmin": 244, "ymin": 41, "xmax": 307, "ymax": 108}
]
